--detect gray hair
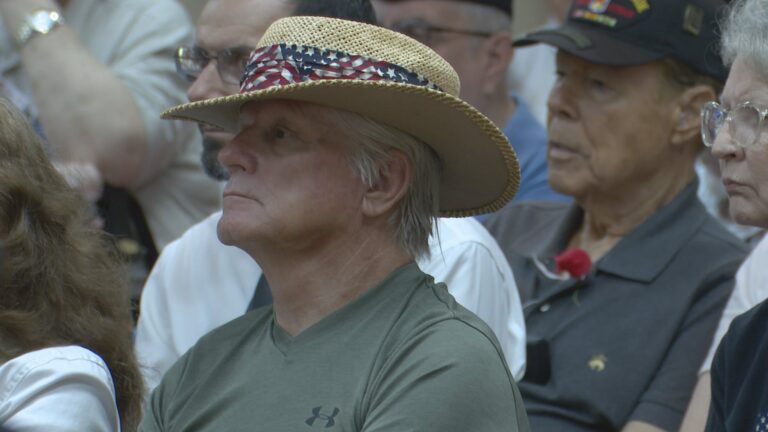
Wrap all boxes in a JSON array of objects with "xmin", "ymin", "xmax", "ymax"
[
  {"xmin": 326, "ymin": 109, "xmax": 441, "ymax": 260},
  {"xmin": 721, "ymin": 0, "xmax": 768, "ymax": 74}
]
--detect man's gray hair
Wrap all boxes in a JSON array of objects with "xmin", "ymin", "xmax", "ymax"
[
  {"xmin": 327, "ymin": 109, "xmax": 441, "ymax": 260},
  {"xmin": 721, "ymin": 0, "xmax": 768, "ymax": 74}
]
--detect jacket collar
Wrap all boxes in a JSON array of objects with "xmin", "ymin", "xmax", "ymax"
[{"xmin": 534, "ymin": 180, "xmax": 707, "ymax": 283}]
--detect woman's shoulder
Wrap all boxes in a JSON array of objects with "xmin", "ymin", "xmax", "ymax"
[
  {"xmin": 0, "ymin": 345, "xmax": 120, "ymax": 430},
  {"xmin": 725, "ymin": 300, "xmax": 768, "ymax": 348},
  {"xmin": 1, "ymin": 346, "xmax": 111, "ymax": 378},
  {"xmin": 0, "ymin": 345, "xmax": 115, "ymax": 400}
]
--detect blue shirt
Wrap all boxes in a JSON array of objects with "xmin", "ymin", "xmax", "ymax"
[
  {"xmin": 477, "ymin": 96, "xmax": 570, "ymax": 222},
  {"xmin": 504, "ymin": 96, "xmax": 569, "ymax": 204}
]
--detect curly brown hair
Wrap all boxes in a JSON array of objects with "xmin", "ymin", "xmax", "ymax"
[{"xmin": 0, "ymin": 98, "xmax": 144, "ymax": 431}]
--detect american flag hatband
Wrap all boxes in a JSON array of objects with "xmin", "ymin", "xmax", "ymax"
[{"xmin": 240, "ymin": 43, "xmax": 444, "ymax": 94}]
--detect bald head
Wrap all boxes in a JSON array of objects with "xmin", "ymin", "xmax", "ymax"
[
  {"xmin": 197, "ymin": 0, "xmax": 290, "ymax": 54},
  {"xmin": 188, "ymin": 0, "xmax": 291, "ymax": 179},
  {"xmin": 374, "ymin": 0, "xmax": 513, "ymax": 124},
  {"xmin": 189, "ymin": 0, "xmax": 378, "ymax": 180}
]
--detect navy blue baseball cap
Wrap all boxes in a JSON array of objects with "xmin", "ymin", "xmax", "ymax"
[
  {"xmin": 382, "ymin": 0, "xmax": 512, "ymax": 16},
  {"xmin": 468, "ymin": 0, "xmax": 511, "ymax": 16},
  {"xmin": 514, "ymin": 0, "xmax": 728, "ymax": 81}
]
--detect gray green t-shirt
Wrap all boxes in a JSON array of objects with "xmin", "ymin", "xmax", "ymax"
[{"xmin": 141, "ymin": 263, "xmax": 529, "ymax": 432}]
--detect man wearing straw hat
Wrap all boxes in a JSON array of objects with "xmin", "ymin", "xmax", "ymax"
[
  {"xmin": 140, "ymin": 16, "xmax": 529, "ymax": 432},
  {"xmin": 135, "ymin": 0, "xmax": 526, "ymax": 396}
]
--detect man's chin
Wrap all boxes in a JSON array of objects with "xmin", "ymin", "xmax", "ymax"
[{"xmin": 216, "ymin": 216, "xmax": 238, "ymax": 246}]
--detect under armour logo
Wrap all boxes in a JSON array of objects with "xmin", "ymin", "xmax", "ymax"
[{"xmin": 305, "ymin": 406, "xmax": 340, "ymax": 428}]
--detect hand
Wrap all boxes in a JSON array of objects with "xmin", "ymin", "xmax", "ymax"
[{"xmin": 54, "ymin": 161, "xmax": 104, "ymax": 203}]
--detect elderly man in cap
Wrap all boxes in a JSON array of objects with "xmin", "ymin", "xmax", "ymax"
[
  {"xmin": 483, "ymin": 0, "xmax": 748, "ymax": 431},
  {"xmin": 374, "ymin": 0, "xmax": 569, "ymax": 207},
  {"xmin": 140, "ymin": 16, "xmax": 529, "ymax": 432}
]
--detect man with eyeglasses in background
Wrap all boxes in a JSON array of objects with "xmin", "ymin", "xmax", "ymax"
[
  {"xmin": 134, "ymin": 0, "xmax": 372, "ymax": 392},
  {"xmin": 374, "ymin": 0, "xmax": 570, "ymax": 211},
  {"xmin": 135, "ymin": 0, "xmax": 527, "ymax": 394}
]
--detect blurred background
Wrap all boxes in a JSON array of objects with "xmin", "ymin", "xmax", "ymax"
[{"xmin": 179, "ymin": 0, "xmax": 551, "ymax": 36}]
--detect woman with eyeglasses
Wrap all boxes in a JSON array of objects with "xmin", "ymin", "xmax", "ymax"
[
  {"xmin": 679, "ymin": 1, "xmax": 768, "ymax": 431},
  {"xmin": 0, "ymin": 97, "xmax": 143, "ymax": 431}
]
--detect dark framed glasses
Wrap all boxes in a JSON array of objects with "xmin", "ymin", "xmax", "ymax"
[
  {"xmin": 701, "ymin": 101, "xmax": 768, "ymax": 149},
  {"xmin": 174, "ymin": 45, "xmax": 253, "ymax": 86},
  {"xmin": 388, "ymin": 17, "xmax": 495, "ymax": 46}
]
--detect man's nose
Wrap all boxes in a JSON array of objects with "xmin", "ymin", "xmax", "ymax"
[
  {"xmin": 710, "ymin": 122, "xmax": 743, "ymax": 160},
  {"xmin": 187, "ymin": 62, "xmax": 225, "ymax": 102}
]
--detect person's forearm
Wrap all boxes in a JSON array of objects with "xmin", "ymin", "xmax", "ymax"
[
  {"xmin": 622, "ymin": 421, "xmax": 666, "ymax": 432},
  {"xmin": 2, "ymin": 0, "xmax": 148, "ymax": 188},
  {"xmin": 679, "ymin": 373, "xmax": 712, "ymax": 432}
]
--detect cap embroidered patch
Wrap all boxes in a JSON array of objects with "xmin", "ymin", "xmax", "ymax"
[
  {"xmin": 631, "ymin": 0, "xmax": 649, "ymax": 13},
  {"xmin": 512, "ymin": 0, "xmax": 728, "ymax": 82},
  {"xmin": 587, "ymin": 0, "xmax": 611, "ymax": 13},
  {"xmin": 572, "ymin": 9, "xmax": 618, "ymax": 27},
  {"xmin": 571, "ymin": 0, "xmax": 650, "ymax": 29},
  {"xmin": 683, "ymin": 4, "xmax": 704, "ymax": 36}
]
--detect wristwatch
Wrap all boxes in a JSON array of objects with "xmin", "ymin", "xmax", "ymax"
[{"xmin": 16, "ymin": 10, "xmax": 64, "ymax": 47}]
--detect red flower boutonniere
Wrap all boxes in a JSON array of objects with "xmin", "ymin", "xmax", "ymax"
[{"xmin": 554, "ymin": 248, "xmax": 592, "ymax": 279}]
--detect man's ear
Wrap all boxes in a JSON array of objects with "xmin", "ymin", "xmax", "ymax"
[
  {"xmin": 670, "ymin": 84, "xmax": 716, "ymax": 148},
  {"xmin": 480, "ymin": 32, "xmax": 514, "ymax": 94},
  {"xmin": 361, "ymin": 149, "xmax": 412, "ymax": 218}
]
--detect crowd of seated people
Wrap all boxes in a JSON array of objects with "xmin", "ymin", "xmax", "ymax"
[
  {"xmin": 0, "ymin": 0, "xmax": 766, "ymax": 431},
  {"xmin": 134, "ymin": 0, "xmax": 528, "ymax": 396}
]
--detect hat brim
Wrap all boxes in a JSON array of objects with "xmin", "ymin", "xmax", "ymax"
[
  {"xmin": 162, "ymin": 80, "xmax": 520, "ymax": 217},
  {"xmin": 514, "ymin": 24, "xmax": 664, "ymax": 67}
]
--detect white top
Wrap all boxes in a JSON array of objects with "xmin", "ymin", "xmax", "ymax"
[
  {"xmin": 135, "ymin": 212, "xmax": 526, "ymax": 392},
  {"xmin": 700, "ymin": 235, "xmax": 768, "ymax": 373},
  {"xmin": 0, "ymin": 346, "xmax": 120, "ymax": 431},
  {"xmin": 507, "ymin": 17, "xmax": 558, "ymax": 126}
]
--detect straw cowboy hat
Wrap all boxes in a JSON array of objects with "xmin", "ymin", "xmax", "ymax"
[{"xmin": 162, "ymin": 16, "xmax": 520, "ymax": 217}]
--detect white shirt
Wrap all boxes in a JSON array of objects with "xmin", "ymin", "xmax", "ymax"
[
  {"xmin": 700, "ymin": 235, "xmax": 768, "ymax": 373},
  {"xmin": 507, "ymin": 17, "xmax": 558, "ymax": 126},
  {"xmin": 0, "ymin": 346, "xmax": 120, "ymax": 431},
  {"xmin": 135, "ymin": 212, "xmax": 526, "ymax": 392}
]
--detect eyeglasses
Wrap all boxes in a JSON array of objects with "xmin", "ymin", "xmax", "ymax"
[
  {"xmin": 388, "ymin": 18, "xmax": 495, "ymax": 46},
  {"xmin": 701, "ymin": 101, "xmax": 768, "ymax": 149},
  {"xmin": 174, "ymin": 45, "xmax": 253, "ymax": 86}
]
